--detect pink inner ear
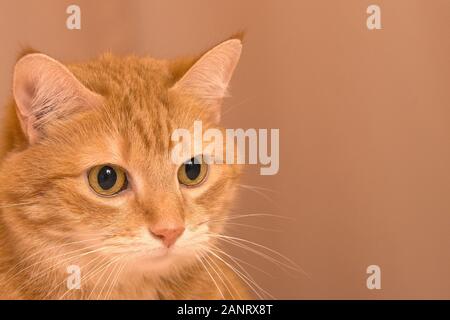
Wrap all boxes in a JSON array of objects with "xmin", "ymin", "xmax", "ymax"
[
  {"xmin": 17, "ymin": 81, "xmax": 35, "ymax": 117},
  {"xmin": 13, "ymin": 53, "xmax": 103, "ymax": 144}
]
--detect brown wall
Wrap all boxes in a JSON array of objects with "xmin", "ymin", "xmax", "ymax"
[{"xmin": 1, "ymin": 0, "xmax": 450, "ymax": 299}]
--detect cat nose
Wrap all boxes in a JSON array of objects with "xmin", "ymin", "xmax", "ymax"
[{"xmin": 149, "ymin": 226, "xmax": 185, "ymax": 248}]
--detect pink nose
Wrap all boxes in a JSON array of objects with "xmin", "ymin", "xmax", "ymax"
[{"xmin": 150, "ymin": 226, "xmax": 185, "ymax": 248}]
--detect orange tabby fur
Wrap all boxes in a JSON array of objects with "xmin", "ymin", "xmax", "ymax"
[{"xmin": 0, "ymin": 37, "xmax": 250, "ymax": 299}]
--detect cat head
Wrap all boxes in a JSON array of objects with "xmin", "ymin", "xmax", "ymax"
[{"xmin": 0, "ymin": 38, "xmax": 243, "ymax": 279}]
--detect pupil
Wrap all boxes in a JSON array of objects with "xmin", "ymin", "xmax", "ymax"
[
  {"xmin": 98, "ymin": 166, "xmax": 117, "ymax": 190},
  {"xmin": 185, "ymin": 157, "xmax": 201, "ymax": 180}
]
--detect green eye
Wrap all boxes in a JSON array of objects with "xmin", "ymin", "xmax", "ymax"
[
  {"xmin": 88, "ymin": 165, "xmax": 128, "ymax": 196},
  {"xmin": 177, "ymin": 156, "xmax": 208, "ymax": 186}
]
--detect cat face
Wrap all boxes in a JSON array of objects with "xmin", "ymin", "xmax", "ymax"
[{"xmin": 0, "ymin": 39, "xmax": 242, "ymax": 277}]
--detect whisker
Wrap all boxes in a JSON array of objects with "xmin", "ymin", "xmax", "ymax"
[
  {"xmin": 205, "ymin": 248, "xmax": 274, "ymax": 300},
  {"xmin": 237, "ymin": 184, "xmax": 279, "ymax": 206},
  {"xmin": 209, "ymin": 244, "xmax": 273, "ymax": 278},
  {"xmin": 202, "ymin": 253, "xmax": 236, "ymax": 300},
  {"xmin": 209, "ymin": 233, "xmax": 308, "ymax": 277},
  {"xmin": 195, "ymin": 252, "xmax": 225, "ymax": 299},
  {"xmin": 50, "ymin": 253, "xmax": 105, "ymax": 300},
  {"xmin": 79, "ymin": 255, "xmax": 111, "ymax": 287},
  {"xmin": 238, "ymin": 184, "xmax": 278, "ymax": 194},
  {"xmin": 200, "ymin": 213, "xmax": 294, "ymax": 226},
  {"xmin": 97, "ymin": 256, "xmax": 124, "ymax": 300},
  {"xmin": 207, "ymin": 244, "xmax": 274, "ymax": 298},
  {"xmin": 16, "ymin": 244, "xmax": 116, "ymax": 295},
  {"xmin": 105, "ymin": 257, "xmax": 129, "ymax": 300},
  {"xmin": 7, "ymin": 240, "xmax": 107, "ymax": 289},
  {"xmin": 4, "ymin": 236, "xmax": 106, "ymax": 282},
  {"xmin": 213, "ymin": 221, "xmax": 282, "ymax": 233},
  {"xmin": 210, "ymin": 233, "xmax": 301, "ymax": 269},
  {"xmin": 87, "ymin": 254, "xmax": 124, "ymax": 300},
  {"xmin": 221, "ymin": 97, "xmax": 255, "ymax": 118}
]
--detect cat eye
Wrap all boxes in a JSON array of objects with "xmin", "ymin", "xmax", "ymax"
[
  {"xmin": 177, "ymin": 156, "xmax": 208, "ymax": 187},
  {"xmin": 88, "ymin": 165, "xmax": 128, "ymax": 196}
]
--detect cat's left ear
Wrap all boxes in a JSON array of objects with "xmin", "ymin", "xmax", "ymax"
[
  {"xmin": 170, "ymin": 39, "xmax": 242, "ymax": 123},
  {"xmin": 13, "ymin": 53, "xmax": 102, "ymax": 144}
]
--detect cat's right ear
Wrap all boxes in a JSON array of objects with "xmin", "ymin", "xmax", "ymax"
[{"xmin": 13, "ymin": 53, "xmax": 102, "ymax": 144}]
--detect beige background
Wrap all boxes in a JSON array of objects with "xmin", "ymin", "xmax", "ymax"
[{"xmin": 1, "ymin": 0, "xmax": 450, "ymax": 299}]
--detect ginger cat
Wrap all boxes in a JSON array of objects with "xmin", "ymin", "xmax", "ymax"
[{"xmin": 0, "ymin": 37, "xmax": 250, "ymax": 299}]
